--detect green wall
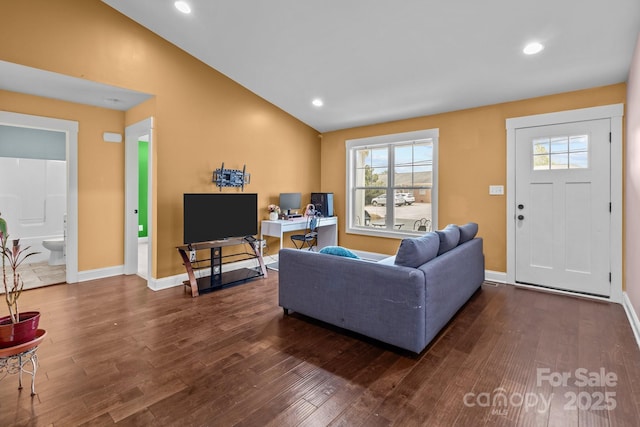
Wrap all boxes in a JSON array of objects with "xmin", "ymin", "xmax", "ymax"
[{"xmin": 138, "ymin": 140, "xmax": 148, "ymax": 238}]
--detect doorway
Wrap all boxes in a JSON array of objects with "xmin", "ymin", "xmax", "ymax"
[
  {"xmin": 515, "ymin": 119, "xmax": 610, "ymax": 296},
  {"xmin": 124, "ymin": 118, "xmax": 153, "ymax": 281},
  {"xmin": 506, "ymin": 104, "xmax": 623, "ymax": 302},
  {"xmin": 0, "ymin": 111, "xmax": 79, "ymax": 284}
]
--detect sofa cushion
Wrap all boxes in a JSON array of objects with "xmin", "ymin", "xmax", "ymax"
[
  {"xmin": 458, "ymin": 222, "xmax": 479, "ymax": 244},
  {"xmin": 436, "ymin": 224, "xmax": 460, "ymax": 255},
  {"xmin": 394, "ymin": 232, "xmax": 440, "ymax": 268},
  {"xmin": 318, "ymin": 245, "xmax": 360, "ymax": 259}
]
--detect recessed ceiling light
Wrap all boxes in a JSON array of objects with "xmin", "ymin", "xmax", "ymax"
[
  {"xmin": 523, "ymin": 42, "xmax": 544, "ymax": 55},
  {"xmin": 174, "ymin": 1, "xmax": 191, "ymax": 14},
  {"xmin": 312, "ymin": 98, "xmax": 324, "ymax": 107}
]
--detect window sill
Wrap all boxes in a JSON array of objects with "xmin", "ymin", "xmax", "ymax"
[{"xmin": 346, "ymin": 226, "xmax": 423, "ymax": 240}]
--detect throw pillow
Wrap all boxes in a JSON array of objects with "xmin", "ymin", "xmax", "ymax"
[
  {"xmin": 318, "ymin": 246, "xmax": 360, "ymax": 259},
  {"xmin": 436, "ymin": 224, "xmax": 460, "ymax": 255},
  {"xmin": 394, "ymin": 232, "xmax": 440, "ymax": 268},
  {"xmin": 458, "ymin": 222, "xmax": 479, "ymax": 244}
]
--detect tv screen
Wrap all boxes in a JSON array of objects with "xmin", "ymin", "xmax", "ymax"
[{"xmin": 183, "ymin": 193, "xmax": 258, "ymax": 243}]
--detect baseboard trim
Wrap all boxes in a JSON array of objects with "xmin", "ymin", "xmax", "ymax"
[
  {"xmin": 77, "ymin": 265, "xmax": 124, "ymax": 282},
  {"xmin": 485, "ymin": 270, "xmax": 507, "ymax": 283},
  {"xmin": 622, "ymin": 292, "xmax": 640, "ymax": 351},
  {"xmin": 147, "ymin": 273, "xmax": 189, "ymax": 292}
]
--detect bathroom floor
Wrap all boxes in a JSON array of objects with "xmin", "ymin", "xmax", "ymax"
[{"xmin": 20, "ymin": 261, "xmax": 66, "ymax": 290}]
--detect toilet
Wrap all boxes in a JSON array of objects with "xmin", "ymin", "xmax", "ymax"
[{"xmin": 42, "ymin": 238, "xmax": 65, "ymax": 266}]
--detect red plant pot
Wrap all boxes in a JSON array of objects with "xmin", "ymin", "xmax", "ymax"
[{"xmin": 0, "ymin": 311, "xmax": 41, "ymax": 348}]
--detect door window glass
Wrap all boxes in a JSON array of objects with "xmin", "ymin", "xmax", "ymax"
[{"xmin": 533, "ymin": 135, "xmax": 589, "ymax": 170}]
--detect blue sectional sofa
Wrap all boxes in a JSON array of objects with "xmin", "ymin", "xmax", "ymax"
[{"xmin": 278, "ymin": 223, "xmax": 484, "ymax": 353}]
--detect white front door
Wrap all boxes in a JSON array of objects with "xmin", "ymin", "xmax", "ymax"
[{"xmin": 515, "ymin": 119, "xmax": 611, "ymax": 297}]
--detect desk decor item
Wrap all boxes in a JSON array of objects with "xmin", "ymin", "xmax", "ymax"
[
  {"xmin": 268, "ymin": 204, "xmax": 280, "ymax": 220},
  {"xmin": 0, "ymin": 212, "xmax": 41, "ymax": 348}
]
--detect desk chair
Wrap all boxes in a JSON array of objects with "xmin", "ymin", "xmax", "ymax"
[
  {"xmin": 414, "ymin": 218, "xmax": 431, "ymax": 232},
  {"xmin": 357, "ymin": 210, "xmax": 372, "ymax": 226},
  {"xmin": 290, "ymin": 215, "xmax": 321, "ymax": 250}
]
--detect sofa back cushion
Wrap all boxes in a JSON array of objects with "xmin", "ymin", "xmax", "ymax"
[
  {"xmin": 436, "ymin": 224, "xmax": 460, "ymax": 255},
  {"xmin": 394, "ymin": 232, "xmax": 440, "ymax": 268},
  {"xmin": 458, "ymin": 222, "xmax": 479, "ymax": 244}
]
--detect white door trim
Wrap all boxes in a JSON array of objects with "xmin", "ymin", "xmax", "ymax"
[
  {"xmin": 0, "ymin": 110, "xmax": 79, "ymax": 283},
  {"xmin": 506, "ymin": 104, "xmax": 623, "ymax": 303},
  {"xmin": 124, "ymin": 117, "xmax": 153, "ymax": 280}
]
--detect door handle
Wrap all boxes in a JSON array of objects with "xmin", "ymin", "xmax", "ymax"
[{"xmin": 517, "ymin": 215, "xmax": 524, "ymax": 220}]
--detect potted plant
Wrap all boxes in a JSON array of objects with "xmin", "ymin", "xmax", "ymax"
[{"xmin": 0, "ymin": 211, "xmax": 40, "ymax": 348}]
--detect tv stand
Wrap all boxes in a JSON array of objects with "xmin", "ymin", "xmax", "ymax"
[{"xmin": 177, "ymin": 237, "xmax": 267, "ymax": 297}]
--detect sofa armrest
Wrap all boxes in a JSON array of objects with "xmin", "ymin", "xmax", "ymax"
[{"xmin": 418, "ymin": 237, "xmax": 484, "ymax": 344}]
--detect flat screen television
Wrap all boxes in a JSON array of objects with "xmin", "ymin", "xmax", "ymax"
[{"xmin": 183, "ymin": 193, "xmax": 258, "ymax": 244}]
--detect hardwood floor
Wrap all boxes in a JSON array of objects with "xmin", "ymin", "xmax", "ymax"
[{"xmin": 1, "ymin": 273, "xmax": 639, "ymax": 426}]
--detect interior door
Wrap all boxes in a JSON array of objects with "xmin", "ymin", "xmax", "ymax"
[
  {"xmin": 515, "ymin": 119, "xmax": 611, "ymax": 296},
  {"xmin": 124, "ymin": 118, "xmax": 153, "ymax": 278}
]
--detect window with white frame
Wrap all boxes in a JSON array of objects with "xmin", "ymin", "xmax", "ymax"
[{"xmin": 346, "ymin": 129, "xmax": 438, "ymax": 237}]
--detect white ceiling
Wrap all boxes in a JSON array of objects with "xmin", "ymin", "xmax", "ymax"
[
  {"xmin": 0, "ymin": 60, "xmax": 152, "ymax": 111},
  {"xmin": 3, "ymin": 1, "xmax": 639, "ymax": 132},
  {"xmin": 99, "ymin": 0, "xmax": 640, "ymax": 132}
]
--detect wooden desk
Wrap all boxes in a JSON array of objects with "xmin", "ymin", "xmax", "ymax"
[
  {"xmin": 260, "ymin": 216, "xmax": 338, "ymax": 255},
  {"xmin": 0, "ymin": 329, "xmax": 47, "ymax": 396}
]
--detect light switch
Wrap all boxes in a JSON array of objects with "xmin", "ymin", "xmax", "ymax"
[{"xmin": 489, "ymin": 185, "xmax": 504, "ymax": 195}]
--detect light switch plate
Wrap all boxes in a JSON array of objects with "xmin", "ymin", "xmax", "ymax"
[{"xmin": 489, "ymin": 185, "xmax": 504, "ymax": 195}]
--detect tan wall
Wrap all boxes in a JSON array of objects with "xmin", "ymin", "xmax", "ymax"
[
  {"xmin": 1, "ymin": 0, "xmax": 320, "ymax": 278},
  {"xmin": 0, "ymin": 90, "xmax": 126, "ymax": 271},
  {"xmin": 321, "ymin": 84, "xmax": 626, "ymax": 272}
]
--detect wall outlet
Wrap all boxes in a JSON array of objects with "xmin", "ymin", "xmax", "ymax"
[
  {"xmin": 189, "ymin": 250, "xmax": 196, "ymax": 262},
  {"xmin": 260, "ymin": 240, "xmax": 267, "ymax": 248},
  {"xmin": 489, "ymin": 185, "xmax": 504, "ymax": 195}
]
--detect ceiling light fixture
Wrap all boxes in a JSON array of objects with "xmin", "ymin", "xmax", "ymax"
[
  {"xmin": 523, "ymin": 42, "xmax": 544, "ymax": 55},
  {"xmin": 312, "ymin": 98, "xmax": 324, "ymax": 107},
  {"xmin": 174, "ymin": 1, "xmax": 191, "ymax": 14}
]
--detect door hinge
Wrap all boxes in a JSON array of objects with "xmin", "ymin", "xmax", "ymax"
[
  {"xmin": 609, "ymin": 132, "xmax": 612, "ymax": 142},
  {"xmin": 609, "ymin": 202, "xmax": 612, "ymax": 212},
  {"xmin": 609, "ymin": 272, "xmax": 612, "ymax": 283}
]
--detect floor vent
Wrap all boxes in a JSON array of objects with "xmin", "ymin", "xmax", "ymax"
[{"xmin": 483, "ymin": 281, "xmax": 501, "ymax": 287}]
